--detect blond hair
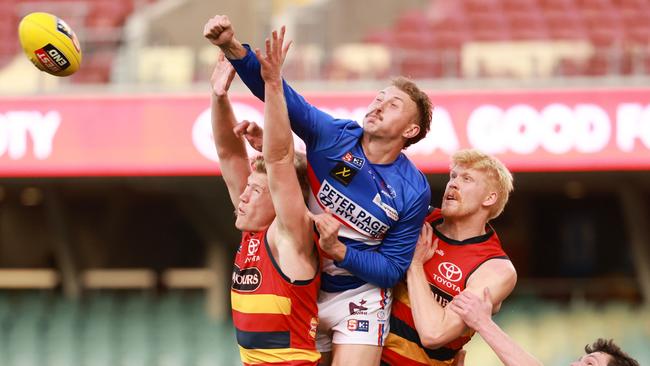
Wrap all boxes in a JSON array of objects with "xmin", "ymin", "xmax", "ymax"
[
  {"xmin": 451, "ymin": 149, "xmax": 513, "ymax": 220},
  {"xmin": 250, "ymin": 153, "xmax": 310, "ymax": 203}
]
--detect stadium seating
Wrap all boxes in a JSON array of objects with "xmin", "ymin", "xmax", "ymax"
[
  {"xmin": 363, "ymin": 0, "xmax": 650, "ymax": 79},
  {"xmin": 0, "ymin": 290, "xmax": 238, "ymax": 366},
  {"xmin": 0, "ymin": 290, "xmax": 646, "ymax": 366}
]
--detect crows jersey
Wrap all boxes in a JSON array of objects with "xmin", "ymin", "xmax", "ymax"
[
  {"xmin": 231, "ymin": 231, "xmax": 320, "ymax": 366},
  {"xmin": 230, "ymin": 46, "xmax": 431, "ymax": 292},
  {"xmin": 381, "ymin": 209, "xmax": 510, "ymax": 366}
]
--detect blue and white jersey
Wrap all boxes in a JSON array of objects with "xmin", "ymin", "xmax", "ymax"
[{"xmin": 230, "ymin": 46, "xmax": 431, "ymax": 293}]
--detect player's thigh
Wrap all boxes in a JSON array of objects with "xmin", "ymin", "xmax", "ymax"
[
  {"xmin": 319, "ymin": 351, "xmax": 332, "ymax": 366},
  {"xmin": 331, "ymin": 344, "xmax": 382, "ymax": 366}
]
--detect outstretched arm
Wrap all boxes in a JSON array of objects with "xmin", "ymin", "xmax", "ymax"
[
  {"xmin": 210, "ymin": 52, "xmax": 250, "ymax": 208},
  {"xmin": 450, "ymin": 289, "xmax": 544, "ymax": 366},
  {"xmin": 203, "ymin": 15, "xmax": 342, "ymax": 150},
  {"xmin": 407, "ymin": 225, "xmax": 517, "ymax": 349},
  {"xmin": 258, "ymin": 28, "xmax": 312, "ymax": 257}
]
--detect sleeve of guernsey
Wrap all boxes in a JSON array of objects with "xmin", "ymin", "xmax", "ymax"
[
  {"xmin": 338, "ymin": 184, "xmax": 431, "ymax": 288},
  {"xmin": 228, "ymin": 45, "xmax": 340, "ymax": 149}
]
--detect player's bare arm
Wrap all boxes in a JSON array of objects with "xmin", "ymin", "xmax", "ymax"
[
  {"xmin": 204, "ymin": 15, "xmax": 247, "ymax": 60},
  {"xmin": 258, "ymin": 27, "xmax": 315, "ymax": 280},
  {"xmin": 407, "ymin": 224, "xmax": 517, "ymax": 349},
  {"xmin": 450, "ymin": 288, "xmax": 542, "ymax": 366},
  {"xmin": 210, "ymin": 52, "xmax": 250, "ymax": 208}
]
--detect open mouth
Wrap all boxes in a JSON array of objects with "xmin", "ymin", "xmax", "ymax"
[{"xmin": 444, "ymin": 191, "xmax": 459, "ymax": 201}]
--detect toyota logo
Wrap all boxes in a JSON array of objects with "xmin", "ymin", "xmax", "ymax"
[
  {"xmin": 438, "ymin": 262, "xmax": 463, "ymax": 282},
  {"xmin": 247, "ymin": 238, "xmax": 260, "ymax": 256}
]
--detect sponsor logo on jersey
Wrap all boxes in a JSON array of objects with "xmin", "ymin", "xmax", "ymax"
[
  {"xmin": 432, "ymin": 262, "xmax": 463, "ymax": 293},
  {"xmin": 438, "ymin": 262, "xmax": 463, "ymax": 282},
  {"xmin": 347, "ymin": 319, "xmax": 369, "ymax": 332},
  {"xmin": 372, "ymin": 193, "xmax": 399, "ymax": 221},
  {"xmin": 329, "ymin": 162, "xmax": 358, "ymax": 186},
  {"xmin": 342, "ymin": 151, "xmax": 365, "ymax": 169},
  {"xmin": 231, "ymin": 265, "xmax": 262, "ymax": 292},
  {"xmin": 34, "ymin": 44, "xmax": 70, "ymax": 73},
  {"xmin": 349, "ymin": 299, "xmax": 368, "ymax": 315},
  {"xmin": 318, "ymin": 180, "xmax": 389, "ymax": 239}
]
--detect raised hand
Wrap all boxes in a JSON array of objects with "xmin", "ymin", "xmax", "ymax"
[
  {"xmin": 233, "ymin": 120, "xmax": 263, "ymax": 152},
  {"xmin": 203, "ymin": 15, "xmax": 235, "ymax": 48},
  {"xmin": 254, "ymin": 26, "xmax": 292, "ymax": 84},
  {"xmin": 411, "ymin": 222, "xmax": 437, "ymax": 266},
  {"xmin": 210, "ymin": 52, "xmax": 236, "ymax": 97}
]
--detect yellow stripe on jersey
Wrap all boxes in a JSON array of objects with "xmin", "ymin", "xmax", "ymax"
[
  {"xmin": 231, "ymin": 292, "xmax": 292, "ymax": 315},
  {"xmin": 385, "ymin": 333, "xmax": 456, "ymax": 366},
  {"xmin": 239, "ymin": 346, "xmax": 321, "ymax": 364}
]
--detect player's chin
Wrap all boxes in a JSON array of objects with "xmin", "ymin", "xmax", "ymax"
[
  {"xmin": 440, "ymin": 205, "xmax": 457, "ymax": 217},
  {"xmin": 234, "ymin": 216, "xmax": 249, "ymax": 231}
]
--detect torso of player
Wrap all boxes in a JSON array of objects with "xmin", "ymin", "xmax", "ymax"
[
  {"xmin": 305, "ymin": 126, "xmax": 425, "ymax": 289},
  {"xmin": 382, "ymin": 209, "xmax": 509, "ymax": 365},
  {"xmin": 231, "ymin": 231, "xmax": 320, "ymax": 366}
]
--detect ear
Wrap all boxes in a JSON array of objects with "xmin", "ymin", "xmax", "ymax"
[
  {"xmin": 482, "ymin": 191, "xmax": 497, "ymax": 208},
  {"xmin": 402, "ymin": 123, "xmax": 420, "ymax": 140}
]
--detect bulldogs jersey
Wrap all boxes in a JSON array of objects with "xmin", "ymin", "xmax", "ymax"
[
  {"xmin": 381, "ymin": 209, "xmax": 510, "ymax": 366},
  {"xmin": 230, "ymin": 46, "xmax": 431, "ymax": 292},
  {"xmin": 231, "ymin": 231, "xmax": 320, "ymax": 366}
]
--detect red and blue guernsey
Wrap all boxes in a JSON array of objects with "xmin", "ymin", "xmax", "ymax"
[
  {"xmin": 232, "ymin": 231, "xmax": 320, "ymax": 365},
  {"xmin": 229, "ymin": 46, "xmax": 431, "ymax": 292}
]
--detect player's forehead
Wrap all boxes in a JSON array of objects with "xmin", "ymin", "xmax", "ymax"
[
  {"xmin": 247, "ymin": 171, "xmax": 268, "ymax": 188},
  {"xmin": 376, "ymin": 86, "xmax": 408, "ymax": 101},
  {"xmin": 450, "ymin": 164, "xmax": 481, "ymax": 176}
]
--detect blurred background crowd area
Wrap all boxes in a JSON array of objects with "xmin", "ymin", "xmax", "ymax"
[
  {"xmin": 0, "ymin": 0, "xmax": 650, "ymax": 365},
  {"xmin": 1, "ymin": 0, "xmax": 650, "ymax": 91}
]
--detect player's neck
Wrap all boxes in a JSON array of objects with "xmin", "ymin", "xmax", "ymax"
[
  {"xmin": 361, "ymin": 135, "xmax": 402, "ymax": 164},
  {"xmin": 437, "ymin": 216, "xmax": 487, "ymax": 241}
]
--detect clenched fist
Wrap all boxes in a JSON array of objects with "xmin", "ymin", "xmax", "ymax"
[{"xmin": 203, "ymin": 15, "xmax": 234, "ymax": 47}]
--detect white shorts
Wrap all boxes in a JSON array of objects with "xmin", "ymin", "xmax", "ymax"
[{"xmin": 316, "ymin": 283, "xmax": 392, "ymax": 352}]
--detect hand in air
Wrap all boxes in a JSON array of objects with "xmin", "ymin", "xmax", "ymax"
[
  {"xmin": 233, "ymin": 121, "xmax": 263, "ymax": 152},
  {"xmin": 210, "ymin": 52, "xmax": 236, "ymax": 97},
  {"xmin": 203, "ymin": 15, "xmax": 235, "ymax": 47},
  {"xmin": 255, "ymin": 26, "xmax": 292, "ymax": 84}
]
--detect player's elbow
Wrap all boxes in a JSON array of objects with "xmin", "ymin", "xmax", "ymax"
[
  {"xmin": 263, "ymin": 146, "xmax": 293, "ymax": 165},
  {"xmin": 419, "ymin": 331, "xmax": 448, "ymax": 350},
  {"xmin": 377, "ymin": 268, "xmax": 402, "ymax": 289}
]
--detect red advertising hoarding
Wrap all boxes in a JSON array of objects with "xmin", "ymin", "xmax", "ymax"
[{"xmin": 0, "ymin": 88, "xmax": 649, "ymax": 177}]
